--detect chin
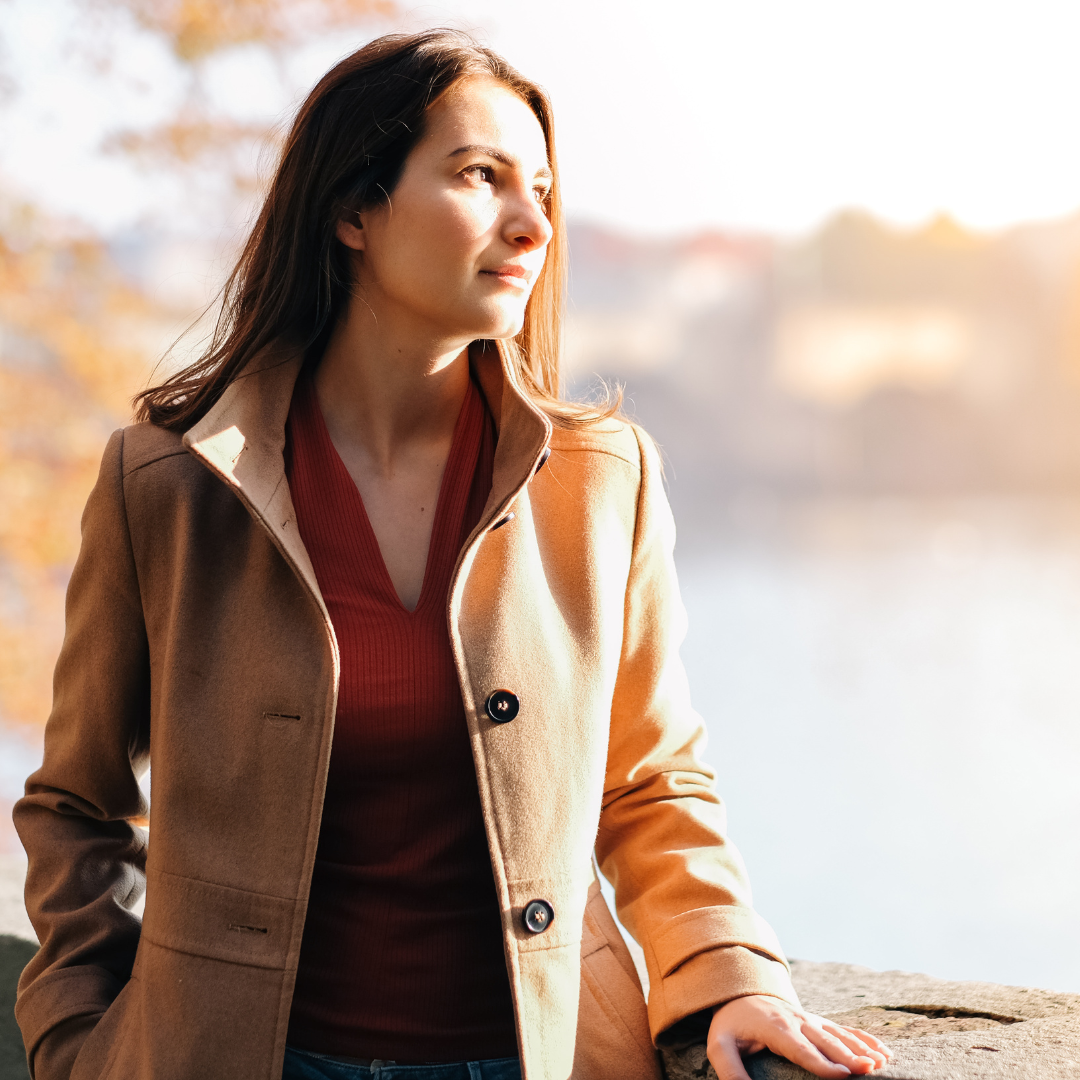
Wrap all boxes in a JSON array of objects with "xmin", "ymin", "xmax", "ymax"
[
  {"xmin": 484, "ymin": 310, "xmax": 528, "ymax": 342},
  {"xmin": 457, "ymin": 295, "xmax": 528, "ymax": 343}
]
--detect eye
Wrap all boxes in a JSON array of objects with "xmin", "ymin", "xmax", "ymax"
[
  {"xmin": 533, "ymin": 185, "xmax": 552, "ymax": 206},
  {"xmin": 463, "ymin": 164, "xmax": 496, "ymax": 185}
]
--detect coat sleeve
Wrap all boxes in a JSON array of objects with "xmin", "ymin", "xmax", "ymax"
[
  {"xmin": 13, "ymin": 428, "xmax": 150, "ymax": 1079},
  {"xmin": 595, "ymin": 424, "xmax": 800, "ymax": 1047}
]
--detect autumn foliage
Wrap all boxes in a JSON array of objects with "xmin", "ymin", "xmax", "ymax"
[
  {"xmin": 113, "ymin": 0, "xmax": 395, "ymax": 61},
  {"xmin": 0, "ymin": 206, "xmax": 159, "ymax": 729},
  {"xmin": 0, "ymin": 0, "xmax": 391, "ymax": 731}
]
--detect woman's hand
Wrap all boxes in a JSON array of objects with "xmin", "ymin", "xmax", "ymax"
[{"xmin": 707, "ymin": 994, "xmax": 892, "ymax": 1079}]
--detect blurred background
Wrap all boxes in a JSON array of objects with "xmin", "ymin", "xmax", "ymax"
[{"xmin": 1, "ymin": 0, "xmax": 1079, "ymax": 994}]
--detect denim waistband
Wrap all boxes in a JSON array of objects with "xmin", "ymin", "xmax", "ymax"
[{"xmin": 282, "ymin": 1045, "xmax": 522, "ymax": 1080}]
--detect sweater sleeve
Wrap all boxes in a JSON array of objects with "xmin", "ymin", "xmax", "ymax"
[
  {"xmin": 595, "ymin": 424, "xmax": 800, "ymax": 1046},
  {"xmin": 13, "ymin": 428, "xmax": 151, "ymax": 1079}
]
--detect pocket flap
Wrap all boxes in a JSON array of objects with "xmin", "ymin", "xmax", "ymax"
[{"xmin": 142, "ymin": 869, "xmax": 298, "ymax": 970}]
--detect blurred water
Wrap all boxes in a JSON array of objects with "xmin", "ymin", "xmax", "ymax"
[
  {"xmin": 2, "ymin": 497, "xmax": 1078, "ymax": 991},
  {"xmin": 677, "ymin": 496, "xmax": 1080, "ymax": 994}
]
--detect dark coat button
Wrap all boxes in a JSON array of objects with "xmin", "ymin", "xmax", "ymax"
[
  {"xmin": 491, "ymin": 512, "xmax": 515, "ymax": 530},
  {"xmin": 523, "ymin": 900, "xmax": 554, "ymax": 934},
  {"xmin": 485, "ymin": 690, "xmax": 519, "ymax": 723},
  {"xmin": 534, "ymin": 447, "xmax": 551, "ymax": 474}
]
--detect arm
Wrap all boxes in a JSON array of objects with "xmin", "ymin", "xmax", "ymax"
[
  {"xmin": 596, "ymin": 427, "xmax": 889, "ymax": 1076},
  {"xmin": 596, "ymin": 425, "xmax": 796, "ymax": 1039},
  {"xmin": 13, "ymin": 428, "xmax": 151, "ymax": 1079}
]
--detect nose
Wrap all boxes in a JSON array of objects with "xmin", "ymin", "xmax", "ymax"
[{"xmin": 503, "ymin": 186, "xmax": 554, "ymax": 253}]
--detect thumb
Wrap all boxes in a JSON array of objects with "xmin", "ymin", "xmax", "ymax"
[{"xmin": 708, "ymin": 1033, "xmax": 753, "ymax": 1080}]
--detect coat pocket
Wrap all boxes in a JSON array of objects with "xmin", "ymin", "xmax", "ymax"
[
  {"xmin": 70, "ymin": 974, "xmax": 140, "ymax": 1080},
  {"xmin": 573, "ymin": 887, "xmax": 660, "ymax": 1080},
  {"xmin": 575, "ymin": 946, "xmax": 660, "ymax": 1080}
]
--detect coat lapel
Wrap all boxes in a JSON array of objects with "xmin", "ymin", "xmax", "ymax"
[
  {"xmin": 182, "ymin": 346, "xmax": 325, "ymax": 614},
  {"xmin": 470, "ymin": 341, "xmax": 553, "ymax": 525},
  {"xmin": 182, "ymin": 340, "xmax": 552, "ymax": 616}
]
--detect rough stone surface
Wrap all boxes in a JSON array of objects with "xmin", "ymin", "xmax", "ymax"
[{"xmin": 661, "ymin": 960, "xmax": 1080, "ymax": 1080}]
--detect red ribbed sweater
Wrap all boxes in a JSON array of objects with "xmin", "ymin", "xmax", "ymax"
[{"xmin": 284, "ymin": 372, "xmax": 518, "ymax": 1062}]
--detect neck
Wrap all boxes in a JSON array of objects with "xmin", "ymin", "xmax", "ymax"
[{"xmin": 313, "ymin": 294, "xmax": 472, "ymax": 474}]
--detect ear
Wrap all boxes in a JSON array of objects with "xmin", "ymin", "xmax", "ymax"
[{"xmin": 336, "ymin": 213, "xmax": 365, "ymax": 251}]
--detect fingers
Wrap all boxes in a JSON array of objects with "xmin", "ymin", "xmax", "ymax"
[
  {"xmin": 707, "ymin": 996, "xmax": 892, "ymax": 1080},
  {"xmin": 819, "ymin": 1023, "xmax": 892, "ymax": 1070},
  {"xmin": 710, "ymin": 1028, "xmax": 862, "ymax": 1080},
  {"xmin": 710, "ymin": 1016, "xmax": 856, "ymax": 1079},
  {"xmin": 707, "ymin": 1033, "xmax": 753, "ymax": 1080},
  {"xmin": 761, "ymin": 1029, "xmax": 857, "ymax": 1078},
  {"xmin": 801, "ymin": 1024, "xmax": 883, "ymax": 1074},
  {"xmin": 836, "ymin": 1025, "xmax": 892, "ymax": 1058}
]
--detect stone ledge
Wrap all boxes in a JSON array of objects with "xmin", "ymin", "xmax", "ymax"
[{"xmin": 662, "ymin": 960, "xmax": 1080, "ymax": 1080}]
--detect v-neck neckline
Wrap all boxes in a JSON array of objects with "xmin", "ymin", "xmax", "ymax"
[{"xmin": 299, "ymin": 374, "xmax": 483, "ymax": 616}]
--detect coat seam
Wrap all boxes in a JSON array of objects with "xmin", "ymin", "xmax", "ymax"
[
  {"xmin": 116, "ymin": 430, "xmax": 147, "ymax": 623},
  {"xmin": 547, "ymin": 445, "xmax": 641, "ymax": 471},
  {"xmin": 116, "ymin": 429, "xmax": 153, "ymax": 798},
  {"xmin": 138, "ymin": 934, "xmax": 290, "ymax": 971},
  {"xmin": 148, "ymin": 866, "xmax": 299, "ymax": 904},
  {"xmin": 121, "ymin": 447, "xmax": 189, "ymax": 477},
  {"xmin": 601, "ymin": 426, "xmax": 649, "ymax": 899},
  {"xmin": 594, "ymin": 423, "xmax": 653, "ymax": 987}
]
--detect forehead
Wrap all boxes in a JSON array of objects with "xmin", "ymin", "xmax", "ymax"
[{"xmin": 423, "ymin": 76, "xmax": 549, "ymax": 166}]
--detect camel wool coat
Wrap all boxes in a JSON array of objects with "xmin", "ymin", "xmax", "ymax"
[{"xmin": 14, "ymin": 344, "xmax": 799, "ymax": 1080}]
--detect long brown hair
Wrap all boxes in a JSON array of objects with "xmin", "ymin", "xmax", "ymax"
[{"xmin": 135, "ymin": 28, "xmax": 616, "ymax": 430}]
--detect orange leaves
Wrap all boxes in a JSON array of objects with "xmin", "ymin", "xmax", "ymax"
[
  {"xmin": 0, "ymin": 0, "xmax": 398, "ymax": 731},
  {"xmin": 93, "ymin": 0, "xmax": 396, "ymax": 208},
  {"xmin": 104, "ymin": 112, "xmax": 282, "ymax": 201},
  {"xmin": 102, "ymin": 0, "xmax": 395, "ymax": 62},
  {"xmin": 0, "ymin": 205, "xmax": 161, "ymax": 727},
  {"xmin": 0, "ymin": 219, "xmax": 154, "ymax": 416},
  {"xmin": 107, "ymin": 115, "xmax": 276, "ymax": 167}
]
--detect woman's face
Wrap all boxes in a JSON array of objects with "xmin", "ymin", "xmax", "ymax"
[{"xmin": 340, "ymin": 75, "xmax": 554, "ymax": 344}]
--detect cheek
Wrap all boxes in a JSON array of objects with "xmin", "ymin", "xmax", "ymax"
[
  {"xmin": 387, "ymin": 198, "xmax": 498, "ymax": 300},
  {"xmin": 427, "ymin": 195, "xmax": 498, "ymax": 262},
  {"xmin": 364, "ymin": 187, "xmax": 505, "ymax": 317}
]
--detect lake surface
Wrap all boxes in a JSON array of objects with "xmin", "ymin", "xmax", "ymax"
[
  {"xmin": 675, "ymin": 496, "xmax": 1080, "ymax": 994},
  {"xmin": 3, "ymin": 496, "xmax": 1078, "ymax": 992}
]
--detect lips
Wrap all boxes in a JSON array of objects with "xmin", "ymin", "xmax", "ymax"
[{"xmin": 481, "ymin": 264, "xmax": 532, "ymax": 285}]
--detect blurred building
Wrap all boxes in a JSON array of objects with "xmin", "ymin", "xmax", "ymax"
[{"xmin": 565, "ymin": 213, "xmax": 1080, "ymax": 540}]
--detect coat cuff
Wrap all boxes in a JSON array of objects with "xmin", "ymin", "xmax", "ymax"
[
  {"xmin": 16, "ymin": 965, "xmax": 123, "ymax": 1071},
  {"xmin": 650, "ymin": 906, "xmax": 788, "ymax": 978},
  {"xmin": 648, "ymin": 944, "xmax": 801, "ymax": 1046}
]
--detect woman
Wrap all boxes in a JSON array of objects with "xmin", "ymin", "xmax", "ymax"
[{"xmin": 14, "ymin": 30, "xmax": 890, "ymax": 1080}]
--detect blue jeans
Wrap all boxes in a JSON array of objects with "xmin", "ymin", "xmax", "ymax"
[{"xmin": 282, "ymin": 1046, "xmax": 522, "ymax": 1080}]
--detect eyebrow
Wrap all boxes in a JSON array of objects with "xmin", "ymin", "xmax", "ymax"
[{"xmin": 447, "ymin": 144, "xmax": 552, "ymax": 181}]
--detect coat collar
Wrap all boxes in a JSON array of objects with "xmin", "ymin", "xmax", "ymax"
[{"xmin": 182, "ymin": 340, "xmax": 552, "ymax": 610}]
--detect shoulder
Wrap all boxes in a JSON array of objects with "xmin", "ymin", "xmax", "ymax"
[
  {"xmin": 115, "ymin": 421, "xmax": 189, "ymax": 477},
  {"xmin": 79, "ymin": 424, "xmax": 212, "ymax": 552},
  {"xmin": 546, "ymin": 417, "xmax": 658, "ymax": 478},
  {"xmin": 107, "ymin": 423, "xmax": 224, "ymax": 518},
  {"xmin": 103, "ymin": 423, "xmax": 257, "ymax": 552}
]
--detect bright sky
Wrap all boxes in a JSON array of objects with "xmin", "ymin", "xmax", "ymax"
[{"xmin": 4, "ymin": 0, "xmax": 1080, "ymax": 236}]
